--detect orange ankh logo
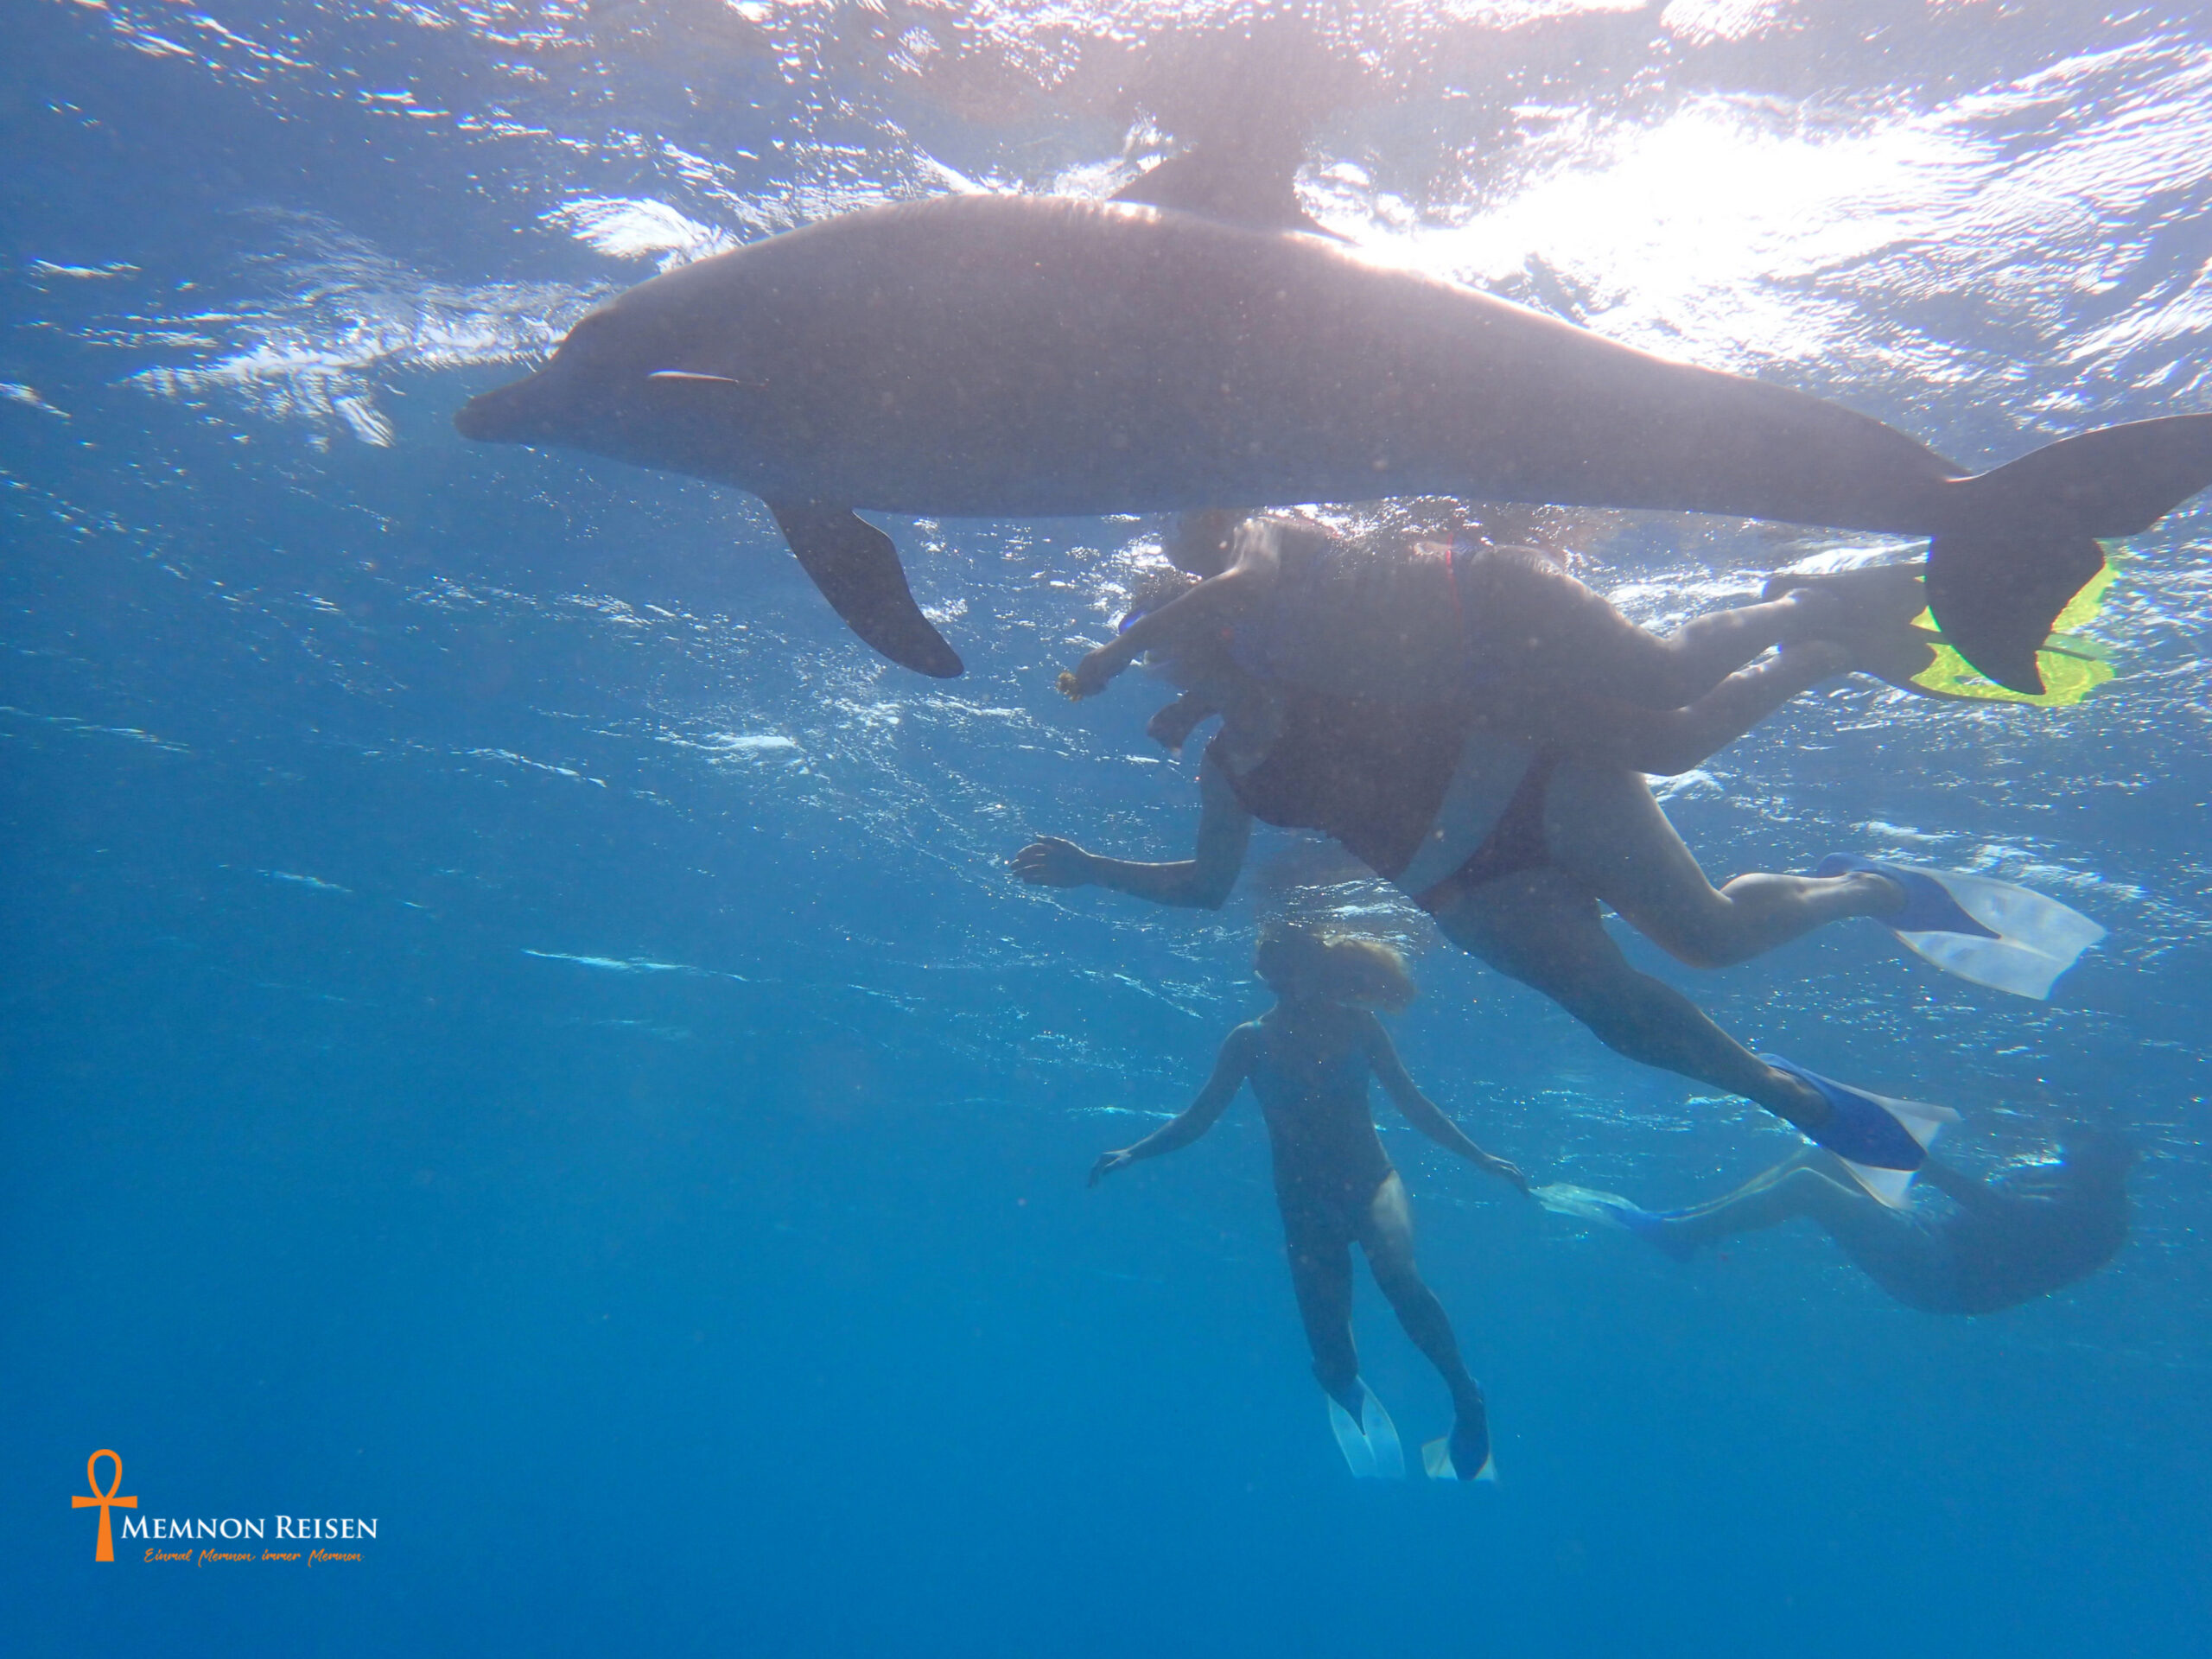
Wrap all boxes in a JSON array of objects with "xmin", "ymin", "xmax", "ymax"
[{"xmin": 73, "ymin": 1451, "xmax": 136, "ymax": 1562}]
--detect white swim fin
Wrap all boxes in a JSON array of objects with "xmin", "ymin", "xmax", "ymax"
[
  {"xmin": 1817, "ymin": 854, "xmax": 2105, "ymax": 999},
  {"xmin": 1326, "ymin": 1382, "xmax": 1406, "ymax": 1479},
  {"xmin": 1532, "ymin": 1183, "xmax": 1697, "ymax": 1259},
  {"xmin": 1533, "ymin": 1183, "xmax": 1643, "ymax": 1225},
  {"xmin": 1421, "ymin": 1435, "xmax": 1497, "ymax": 1484}
]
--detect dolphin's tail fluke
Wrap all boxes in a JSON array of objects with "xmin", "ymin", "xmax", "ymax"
[{"xmin": 1930, "ymin": 413, "xmax": 2212, "ymax": 693}]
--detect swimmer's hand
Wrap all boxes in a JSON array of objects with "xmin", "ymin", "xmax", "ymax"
[
  {"xmin": 1058, "ymin": 644, "xmax": 1125, "ymax": 702},
  {"xmin": 1147, "ymin": 691, "xmax": 1217, "ymax": 753},
  {"xmin": 1478, "ymin": 1154, "xmax": 1532, "ymax": 1195},
  {"xmin": 1011, "ymin": 837, "xmax": 1096, "ymax": 888},
  {"xmin": 1089, "ymin": 1148, "xmax": 1136, "ymax": 1187}
]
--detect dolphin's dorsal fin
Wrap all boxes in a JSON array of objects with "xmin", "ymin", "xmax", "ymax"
[
  {"xmin": 1109, "ymin": 140, "xmax": 1341, "ymax": 239},
  {"xmin": 766, "ymin": 503, "xmax": 963, "ymax": 678},
  {"xmin": 1110, "ymin": 18, "xmax": 1348, "ymax": 238}
]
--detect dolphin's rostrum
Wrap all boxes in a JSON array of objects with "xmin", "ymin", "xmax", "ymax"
[{"xmin": 457, "ymin": 147, "xmax": 2212, "ymax": 691}]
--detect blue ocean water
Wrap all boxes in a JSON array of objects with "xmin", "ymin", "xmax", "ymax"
[{"xmin": 5, "ymin": 2, "xmax": 2211, "ymax": 1652}]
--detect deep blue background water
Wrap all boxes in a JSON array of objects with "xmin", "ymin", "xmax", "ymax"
[{"xmin": 6, "ymin": 3, "xmax": 2211, "ymax": 1653}]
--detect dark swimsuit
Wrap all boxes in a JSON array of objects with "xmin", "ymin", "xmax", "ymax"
[
  {"xmin": 1244, "ymin": 1022, "xmax": 1395, "ymax": 1252},
  {"xmin": 1414, "ymin": 749, "xmax": 1559, "ymax": 908},
  {"xmin": 1207, "ymin": 687, "xmax": 1556, "ymax": 908},
  {"xmin": 1211, "ymin": 527, "xmax": 1555, "ymax": 903}
]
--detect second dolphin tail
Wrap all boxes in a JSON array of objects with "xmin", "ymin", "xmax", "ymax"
[{"xmin": 1929, "ymin": 413, "xmax": 2212, "ymax": 694}]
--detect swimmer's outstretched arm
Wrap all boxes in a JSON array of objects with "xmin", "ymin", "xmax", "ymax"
[
  {"xmin": 1009, "ymin": 757, "xmax": 1253, "ymax": 909},
  {"xmin": 1545, "ymin": 639, "xmax": 1853, "ymax": 776},
  {"xmin": 1060, "ymin": 519, "xmax": 1283, "ymax": 699},
  {"xmin": 1363, "ymin": 1013, "xmax": 1530, "ymax": 1194},
  {"xmin": 1090, "ymin": 1025, "xmax": 1257, "ymax": 1185}
]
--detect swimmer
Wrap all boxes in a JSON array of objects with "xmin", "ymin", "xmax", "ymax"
[
  {"xmin": 1017, "ymin": 516, "xmax": 2094, "ymax": 1185},
  {"xmin": 1058, "ymin": 508, "xmax": 1936, "ymax": 714},
  {"xmin": 1090, "ymin": 924, "xmax": 1527, "ymax": 1481},
  {"xmin": 1550, "ymin": 1128, "xmax": 2134, "ymax": 1313}
]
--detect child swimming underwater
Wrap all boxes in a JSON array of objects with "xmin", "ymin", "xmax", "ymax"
[{"xmin": 1090, "ymin": 923, "xmax": 1528, "ymax": 1481}]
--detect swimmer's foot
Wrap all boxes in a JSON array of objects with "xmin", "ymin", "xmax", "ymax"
[
  {"xmin": 1763, "ymin": 561, "xmax": 1929, "ymax": 628},
  {"xmin": 1531, "ymin": 1182, "xmax": 1694, "ymax": 1258},
  {"xmin": 1819, "ymin": 854, "xmax": 1992, "ymax": 937},
  {"xmin": 1761, "ymin": 1054, "xmax": 1958, "ymax": 1208},
  {"xmin": 1765, "ymin": 563, "xmax": 1942, "ymax": 685},
  {"xmin": 1605, "ymin": 1201, "xmax": 1700, "ymax": 1262},
  {"xmin": 1422, "ymin": 1389, "xmax": 1497, "ymax": 1483},
  {"xmin": 1424, "ymin": 1397, "xmax": 1495, "ymax": 1486},
  {"xmin": 1815, "ymin": 852, "xmax": 2106, "ymax": 1000}
]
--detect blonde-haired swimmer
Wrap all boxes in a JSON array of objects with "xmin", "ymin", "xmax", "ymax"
[{"xmin": 1090, "ymin": 924, "xmax": 1527, "ymax": 1482}]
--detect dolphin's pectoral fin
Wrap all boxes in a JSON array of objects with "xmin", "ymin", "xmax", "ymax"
[
  {"xmin": 766, "ymin": 503, "xmax": 963, "ymax": 678},
  {"xmin": 1110, "ymin": 142, "xmax": 1343, "ymax": 239}
]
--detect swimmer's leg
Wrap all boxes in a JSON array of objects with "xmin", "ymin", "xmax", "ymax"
[
  {"xmin": 1287, "ymin": 1214, "xmax": 1405, "ymax": 1477},
  {"xmin": 1642, "ymin": 1159, "xmax": 1943, "ymax": 1294},
  {"xmin": 1429, "ymin": 868, "xmax": 1832, "ymax": 1132},
  {"xmin": 1284, "ymin": 1215, "xmax": 1362, "ymax": 1414},
  {"xmin": 1650, "ymin": 1155, "xmax": 1844, "ymax": 1249},
  {"xmin": 1360, "ymin": 1175, "xmax": 1491, "ymax": 1479},
  {"xmin": 1457, "ymin": 547, "xmax": 1840, "ymax": 709},
  {"xmin": 1542, "ymin": 762, "xmax": 1897, "ymax": 970}
]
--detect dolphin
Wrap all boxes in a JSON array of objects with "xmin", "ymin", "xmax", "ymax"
[{"xmin": 456, "ymin": 149, "xmax": 2212, "ymax": 692}]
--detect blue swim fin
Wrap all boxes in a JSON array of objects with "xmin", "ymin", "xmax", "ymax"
[
  {"xmin": 1816, "ymin": 853, "xmax": 2105, "ymax": 1000},
  {"xmin": 1326, "ymin": 1381, "xmax": 1406, "ymax": 1479},
  {"xmin": 1532, "ymin": 1184, "xmax": 1697, "ymax": 1260},
  {"xmin": 1762, "ymin": 1054, "xmax": 1958, "ymax": 1208}
]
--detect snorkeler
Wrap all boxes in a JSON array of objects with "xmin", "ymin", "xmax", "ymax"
[
  {"xmin": 1057, "ymin": 508, "xmax": 1937, "ymax": 715},
  {"xmin": 1017, "ymin": 514, "xmax": 2101, "ymax": 1190},
  {"xmin": 1091, "ymin": 924, "xmax": 1527, "ymax": 1481},
  {"xmin": 1541, "ymin": 1128, "xmax": 2134, "ymax": 1314}
]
